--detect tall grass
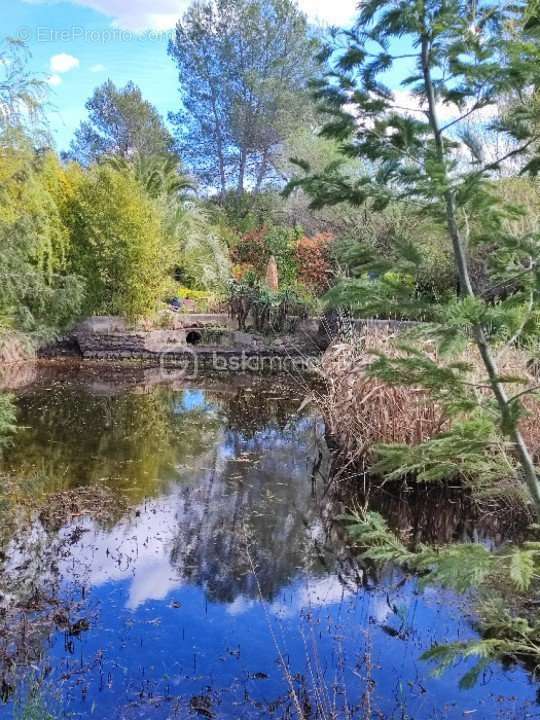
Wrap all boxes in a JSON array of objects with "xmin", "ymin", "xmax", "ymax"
[
  {"xmin": 320, "ymin": 331, "xmax": 447, "ymax": 464},
  {"xmin": 319, "ymin": 327, "xmax": 540, "ymax": 493}
]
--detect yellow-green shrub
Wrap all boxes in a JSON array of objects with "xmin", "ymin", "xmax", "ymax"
[{"xmin": 68, "ymin": 165, "xmax": 172, "ymax": 320}]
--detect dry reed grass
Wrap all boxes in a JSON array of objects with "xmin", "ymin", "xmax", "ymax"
[
  {"xmin": 320, "ymin": 326, "xmax": 540, "ymax": 474},
  {"xmin": 321, "ymin": 329, "xmax": 446, "ymax": 468}
]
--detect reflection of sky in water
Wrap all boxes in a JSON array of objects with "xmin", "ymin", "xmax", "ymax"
[
  {"xmin": 2, "ymin": 379, "xmax": 539, "ymax": 719},
  {"xmin": 175, "ymin": 389, "xmax": 211, "ymax": 413},
  {"xmin": 48, "ymin": 566, "xmax": 538, "ymax": 720}
]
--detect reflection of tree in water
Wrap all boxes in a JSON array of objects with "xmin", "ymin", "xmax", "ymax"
[
  {"xmin": 2, "ymin": 386, "xmax": 223, "ymax": 503},
  {"xmin": 330, "ymin": 476, "xmax": 531, "ymax": 549},
  {"xmin": 170, "ymin": 418, "xmax": 332, "ymax": 604},
  {"xmin": 1, "ymin": 377, "xmax": 333, "ymax": 608},
  {"xmin": 218, "ymin": 383, "xmax": 304, "ymax": 438}
]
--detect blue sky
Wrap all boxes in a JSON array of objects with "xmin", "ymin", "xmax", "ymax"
[{"xmin": 2, "ymin": 0, "xmax": 359, "ymax": 152}]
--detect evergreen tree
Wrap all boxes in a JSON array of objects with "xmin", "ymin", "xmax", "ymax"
[
  {"xmin": 66, "ymin": 80, "xmax": 175, "ymax": 166},
  {"xmin": 168, "ymin": 0, "xmax": 320, "ymax": 198},
  {"xmin": 288, "ymin": 0, "xmax": 540, "ymax": 509}
]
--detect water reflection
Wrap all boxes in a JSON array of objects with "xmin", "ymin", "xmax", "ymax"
[
  {"xmin": 4, "ymin": 387, "xmax": 223, "ymax": 501},
  {"xmin": 0, "ymin": 366, "xmax": 538, "ymax": 719}
]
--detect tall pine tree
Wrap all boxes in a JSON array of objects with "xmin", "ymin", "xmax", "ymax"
[{"xmin": 288, "ymin": 0, "xmax": 540, "ymax": 508}]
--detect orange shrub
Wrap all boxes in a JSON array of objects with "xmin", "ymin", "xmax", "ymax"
[
  {"xmin": 296, "ymin": 233, "xmax": 334, "ymax": 295},
  {"xmin": 230, "ymin": 228, "xmax": 270, "ymax": 278}
]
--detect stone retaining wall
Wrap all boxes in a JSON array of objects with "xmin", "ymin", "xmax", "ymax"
[
  {"xmin": 39, "ymin": 315, "xmax": 422, "ymax": 364},
  {"xmin": 74, "ymin": 327, "xmax": 266, "ymax": 360}
]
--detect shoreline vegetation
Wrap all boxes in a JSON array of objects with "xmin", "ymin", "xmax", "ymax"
[
  {"xmin": 314, "ymin": 326, "xmax": 540, "ymax": 683},
  {"xmin": 320, "ymin": 327, "xmax": 540, "ymax": 507},
  {"xmin": 4, "ymin": 0, "xmax": 540, "ymax": 714}
]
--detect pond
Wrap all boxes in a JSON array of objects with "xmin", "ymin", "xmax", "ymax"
[{"xmin": 0, "ymin": 364, "xmax": 538, "ymax": 719}]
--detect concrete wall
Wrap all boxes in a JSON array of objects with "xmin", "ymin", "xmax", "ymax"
[{"xmin": 73, "ymin": 316, "xmax": 267, "ymax": 360}]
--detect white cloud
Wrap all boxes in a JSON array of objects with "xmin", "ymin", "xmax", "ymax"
[
  {"xmin": 24, "ymin": 0, "xmax": 357, "ymax": 31},
  {"xmin": 270, "ymin": 575, "xmax": 353, "ymax": 619},
  {"xmin": 47, "ymin": 74, "xmax": 63, "ymax": 86},
  {"xmin": 90, "ymin": 63, "xmax": 106, "ymax": 72},
  {"xmin": 24, "ymin": 0, "xmax": 189, "ymax": 31},
  {"xmin": 298, "ymin": 0, "xmax": 357, "ymax": 26},
  {"xmin": 391, "ymin": 89, "xmax": 497, "ymax": 127},
  {"xmin": 50, "ymin": 53, "xmax": 80, "ymax": 74}
]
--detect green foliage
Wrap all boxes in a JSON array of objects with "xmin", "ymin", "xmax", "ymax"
[
  {"xmin": 66, "ymin": 80, "xmax": 175, "ymax": 166},
  {"xmin": 367, "ymin": 347, "xmax": 473, "ymax": 405},
  {"xmin": 421, "ymin": 640, "xmax": 507, "ymax": 690},
  {"xmin": 509, "ymin": 547, "xmax": 538, "ymax": 591},
  {"xmin": 209, "ymin": 191, "xmax": 282, "ymax": 234},
  {"xmin": 230, "ymin": 225, "xmax": 301, "ymax": 288},
  {"xmin": 108, "ymin": 154, "xmax": 193, "ymax": 202},
  {"xmin": 343, "ymin": 510, "xmax": 540, "ymax": 683},
  {"xmin": 0, "ymin": 137, "xmax": 84, "ymax": 337},
  {"xmin": 288, "ymin": 0, "xmax": 540, "ymax": 508},
  {"xmin": 229, "ymin": 222, "xmax": 335, "ymax": 296},
  {"xmin": 374, "ymin": 414, "xmax": 512, "ymax": 486},
  {"xmin": 0, "ymin": 46, "xmax": 85, "ymax": 338},
  {"xmin": 0, "ymin": 393, "xmax": 16, "ymax": 449},
  {"xmin": 327, "ymin": 201, "xmax": 455, "ymax": 308},
  {"xmin": 265, "ymin": 226, "xmax": 301, "ymax": 287},
  {"xmin": 0, "ymin": 39, "xmax": 48, "ymax": 139},
  {"xmin": 228, "ymin": 278, "xmax": 307, "ymax": 333},
  {"xmin": 13, "ymin": 678, "xmax": 56, "ymax": 720},
  {"xmin": 325, "ymin": 273, "xmax": 442, "ymax": 321},
  {"xmin": 0, "ymin": 43, "xmax": 230, "ymax": 332},
  {"xmin": 111, "ymin": 154, "xmax": 230, "ymax": 295},
  {"xmin": 173, "ymin": 205, "xmax": 231, "ymax": 291},
  {"xmin": 343, "ymin": 510, "xmax": 499, "ymax": 591},
  {"xmin": 341, "ymin": 510, "xmax": 413, "ymax": 565},
  {"xmin": 231, "ymin": 227, "xmax": 272, "ymax": 276},
  {"xmin": 68, "ymin": 165, "xmax": 171, "ymax": 320},
  {"xmin": 169, "ymin": 0, "xmax": 321, "ymax": 195}
]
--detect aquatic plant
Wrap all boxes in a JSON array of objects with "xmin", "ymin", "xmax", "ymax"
[{"xmin": 13, "ymin": 684, "xmax": 55, "ymax": 720}]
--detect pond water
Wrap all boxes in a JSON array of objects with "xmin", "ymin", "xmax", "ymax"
[{"xmin": 0, "ymin": 365, "xmax": 538, "ymax": 719}]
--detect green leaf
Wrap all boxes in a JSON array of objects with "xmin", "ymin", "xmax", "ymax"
[{"xmin": 508, "ymin": 548, "xmax": 536, "ymax": 591}]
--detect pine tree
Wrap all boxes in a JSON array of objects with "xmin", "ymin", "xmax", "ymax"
[
  {"xmin": 287, "ymin": 0, "xmax": 540, "ymax": 509},
  {"xmin": 168, "ymin": 0, "xmax": 320, "ymax": 197},
  {"xmin": 66, "ymin": 81, "xmax": 175, "ymax": 166}
]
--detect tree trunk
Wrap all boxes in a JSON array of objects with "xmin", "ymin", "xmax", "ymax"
[
  {"xmin": 206, "ymin": 68, "xmax": 226, "ymax": 200},
  {"xmin": 254, "ymin": 149, "xmax": 269, "ymax": 194},
  {"xmin": 237, "ymin": 149, "xmax": 247, "ymax": 195},
  {"xmin": 420, "ymin": 34, "xmax": 540, "ymax": 510}
]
